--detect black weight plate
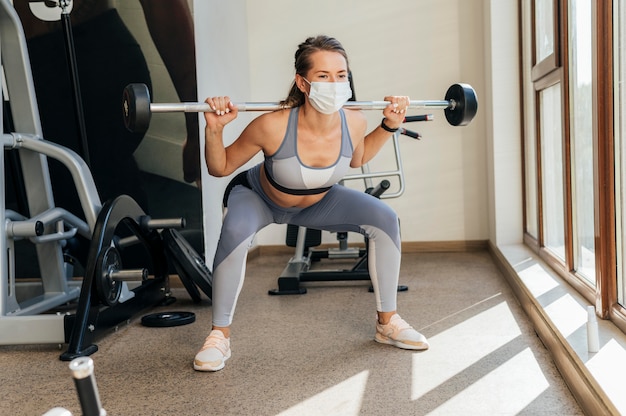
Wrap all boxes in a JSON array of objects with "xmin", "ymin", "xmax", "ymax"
[
  {"xmin": 161, "ymin": 230, "xmax": 202, "ymax": 303},
  {"xmin": 459, "ymin": 84, "xmax": 478, "ymax": 124},
  {"xmin": 163, "ymin": 229, "xmax": 213, "ymax": 300},
  {"xmin": 95, "ymin": 246, "xmax": 123, "ymax": 306},
  {"xmin": 141, "ymin": 311, "xmax": 196, "ymax": 327},
  {"xmin": 444, "ymin": 83, "xmax": 478, "ymax": 126},
  {"xmin": 170, "ymin": 254, "xmax": 203, "ymax": 303},
  {"xmin": 123, "ymin": 83, "xmax": 151, "ymax": 133}
]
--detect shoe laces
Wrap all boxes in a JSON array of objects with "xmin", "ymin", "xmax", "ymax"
[
  {"xmin": 200, "ymin": 331, "xmax": 229, "ymax": 354},
  {"xmin": 386, "ymin": 314, "xmax": 413, "ymax": 331}
]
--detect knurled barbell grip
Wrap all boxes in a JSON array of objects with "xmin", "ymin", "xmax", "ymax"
[{"xmin": 149, "ymin": 100, "xmax": 453, "ymax": 114}]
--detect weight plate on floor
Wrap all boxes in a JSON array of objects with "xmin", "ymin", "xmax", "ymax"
[
  {"xmin": 141, "ymin": 311, "xmax": 196, "ymax": 327},
  {"xmin": 163, "ymin": 229, "xmax": 213, "ymax": 300}
]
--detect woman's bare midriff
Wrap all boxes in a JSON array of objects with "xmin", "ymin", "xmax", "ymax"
[{"xmin": 259, "ymin": 164, "xmax": 328, "ymax": 208}]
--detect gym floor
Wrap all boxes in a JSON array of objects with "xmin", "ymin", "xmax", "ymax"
[{"xmin": 0, "ymin": 250, "xmax": 583, "ymax": 415}]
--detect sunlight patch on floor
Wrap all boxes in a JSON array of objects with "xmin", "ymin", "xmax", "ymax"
[
  {"xmin": 276, "ymin": 370, "xmax": 369, "ymax": 416},
  {"xmin": 411, "ymin": 301, "xmax": 521, "ymax": 400},
  {"xmin": 426, "ymin": 348, "xmax": 549, "ymax": 415}
]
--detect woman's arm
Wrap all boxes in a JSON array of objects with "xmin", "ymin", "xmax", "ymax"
[
  {"xmin": 203, "ymin": 99, "xmax": 268, "ymax": 177},
  {"xmin": 350, "ymin": 96, "xmax": 410, "ymax": 168}
]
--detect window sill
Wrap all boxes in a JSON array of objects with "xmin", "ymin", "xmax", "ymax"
[{"xmin": 490, "ymin": 242, "xmax": 626, "ymax": 415}]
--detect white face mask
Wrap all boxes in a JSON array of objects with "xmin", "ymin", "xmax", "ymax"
[{"xmin": 303, "ymin": 78, "xmax": 352, "ymax": 114}]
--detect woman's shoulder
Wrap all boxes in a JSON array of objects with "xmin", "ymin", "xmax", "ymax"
[
  {"xmin": 343, "ymin": 108, "xmax": 368, "ymax": 126},
  {"xmin": 243, "ymin": 108, "xmax": 290, "ymax": 143},
  {"xmin": 249, "ymin": 107, "xmax": 290, "ymax": 128}
]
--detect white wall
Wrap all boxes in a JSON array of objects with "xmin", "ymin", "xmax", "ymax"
[
  {"xmin": 192, "ymin": 1, "xmax": 253, "ymax": 263},
  {"xmin": 483, "ymin": 0, "xmax": 524, "ymax": 246},
  {"xmin": 194, "ymin": 0, "xmax": 522, "ymax": 264}
]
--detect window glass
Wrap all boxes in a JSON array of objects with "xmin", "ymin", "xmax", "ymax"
[
  {"xmin": 540, "ymin": 83, "xmax": 566, "ymax": 260},
  {"xmin": 569, "ymin": 0, "xmax": 595, "ymax": 283},
  {"xmin": 525, "ymin": 128, "xmax": 539, "ymax": 239},
  {"xmin": 536, "ymin": 0, "xmax": 555, "ymax": 62}
]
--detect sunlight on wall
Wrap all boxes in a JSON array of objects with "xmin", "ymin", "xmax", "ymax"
[{"xmin": 277, "ymin": 370, "xmax": 369, "ymax": 416}]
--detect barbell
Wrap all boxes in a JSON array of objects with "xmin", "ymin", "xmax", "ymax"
[{"xmin": 122, "ymin": 82, "xmax": 478, "ymax": 134}]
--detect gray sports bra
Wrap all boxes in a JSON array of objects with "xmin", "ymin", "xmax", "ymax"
[{"xmin": 264, "ymin": 107, "xmax": 354, "ymax": 195}]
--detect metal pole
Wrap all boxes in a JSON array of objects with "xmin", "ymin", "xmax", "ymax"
[
  {"xmin": 149, "ymin": 99, "xmax": 452, "ymax": 114},
  {"xmin": 60, "ymin": 0, "xmax": 90, "ymax": 166}
]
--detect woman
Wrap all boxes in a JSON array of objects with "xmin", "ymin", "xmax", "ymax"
[{"xmin": 196, "ymin": 35, "xmax": 429, "ymax": 372}]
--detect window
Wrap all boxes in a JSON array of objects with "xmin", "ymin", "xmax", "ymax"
[
  {"xmin": 568, "ymin": 0, "xmax": 595, "ymax": 283},
  {"xmin": 540, "ymin": 83, "xmax": 566, "ymax": 261},
  {"xmin": 523, "ymin": 0, "xmax": 626, "ymax": 325},
  {"xmin": 616, "ymin": 0, "xmax": 626, "ymax": 307},
  {"xmin": 536, "ymin": 0, "xmax": 555, "ymax": 61},
  {"xmin": 532, "ymin": 0, "xmax": 559, "ymax": 81}
]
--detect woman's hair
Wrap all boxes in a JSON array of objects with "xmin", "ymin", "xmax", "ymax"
[{"xmin": 280, "ymin": 35, "xmax": 351, "ymax": 108}]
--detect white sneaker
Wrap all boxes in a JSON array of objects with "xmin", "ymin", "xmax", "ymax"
[
  {"xmin": 375, "ymin": 314, "xmax": 429, "ymax": 350},
  {"xmin": 194, "ymin": 330, "xmax": 231, "ymax": 371}
]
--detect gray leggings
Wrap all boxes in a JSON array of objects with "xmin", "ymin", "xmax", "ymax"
[{"xmin": 212, "ymin": 164, "xmax": 401, "ymax": 327}]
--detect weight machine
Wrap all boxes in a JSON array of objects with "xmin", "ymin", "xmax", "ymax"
[
  {"xmin": 268, "ymin": 117, "xmax": 428, "ymax": 295},
  {"xmin": 0, "ymin": 0, "xmax": 191, "ymax": 360}
]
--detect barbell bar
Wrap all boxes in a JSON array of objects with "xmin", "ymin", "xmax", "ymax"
[{"xmin": 122, "ymin": 82, "xmax": 478, "ymax": 134}]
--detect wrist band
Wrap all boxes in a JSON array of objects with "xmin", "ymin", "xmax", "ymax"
[{"xmin": 380, "ymin": 118, "xmax": 399, "ymax": 133}]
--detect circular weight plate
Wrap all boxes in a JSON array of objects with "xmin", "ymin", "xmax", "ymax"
[
  {"xmin": 444, "ymin": 83, "xmax": 478, "ymax": 126},
  {"xmin": 123, "ymin": 83, "xmax": 151, "ymax": 133},
  {"xmin": 95, "ymin": 246, "xmax": 123, "ymax": 306},
  {"xmin": 458, "ymin": 84, "xmax": 478, "ymax": 125},
  {"xmin": 163, "ymin": 229, "xmax": 213, "ymax": 300},
  {"xmin": 141, "ymin": 311, "xmax": 196, "ymax": 327},
  {"xmin": 369, "ymin": 285, "xmax": 408, "ymax": 292},
  {"xmin": 170, "ymin": 254, "xmax": 203, "ymax": 303}
]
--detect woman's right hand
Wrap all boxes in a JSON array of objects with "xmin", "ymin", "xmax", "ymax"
[{"xmin": 203, "ymin": 96, "xmax": 239, "ymax": 129}]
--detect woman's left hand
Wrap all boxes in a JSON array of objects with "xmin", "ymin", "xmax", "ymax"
[{"xmin": 382, "ymin": 95, "xmax": 410, "ymax": 129}]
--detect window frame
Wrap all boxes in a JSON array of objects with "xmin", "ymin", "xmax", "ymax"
[
  {"xmin": 532, "ymin": 0, "xmax": 561, "ymax": 81},
  {"xmin": 523, "ymin": 0, "xmax": 626, "ymax": 330}
]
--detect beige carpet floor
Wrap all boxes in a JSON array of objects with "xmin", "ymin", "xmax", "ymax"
[{"xmin": 0, "ymin": 251, "xmax": 583, "ymax": 416}]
